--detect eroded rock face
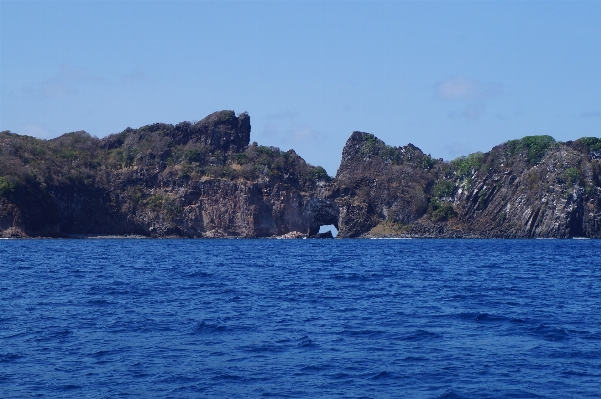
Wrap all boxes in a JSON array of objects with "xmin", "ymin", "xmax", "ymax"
[
  {"xmin": 443, "ymin": 141, "xmax": 601, "ymax": 238},
  {"xmin": 137, "ymin": 179, "xmax": 338, "ymax": 238},
  {"xmin": 0, "ymin": 111, "xmax": 337, "ymax": 238},
  {"xmin": 330, "ymin": 133, "xmax": 601, "ymax": 238},
  {"xmin": 2, "ymin": 111, "xmax": 600, "ymax": 238},
  {"xmin": 332, "ymin": 132, "xmax": 436, "ymax": 237}
]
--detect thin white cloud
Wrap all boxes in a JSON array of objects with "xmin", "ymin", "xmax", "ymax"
[
  {"xmin": 261, "ymin": 121, "xmax": 279, "ymax": 138},
  {"xmin": 19, "ymin": 124, "xmax": 54, "ymax": 139},
  {"xmin": 462, "ymin": 101, "xmax": 486, "ymax": 120},
  {"xmin": 260, "ymin": 118, "xmax": 323, "ymax": 145},
  {"xmin": 23, "ymin": 64, "xmax": 106, "ymax": 99},
  {"xmin": 40, "ymin": 81, "xmax": 74, "ymax": 98},
  {"xmin": 122, "ymin": 69, "xmax": 145, "ymax": 82},
  {"xmin": 446, "ymin": 141, "xmax": 474, "ymax": 160},
  {"xmin": 437, "ymin": 77, "xmax": 479, "ymax": 100},
  {"xmin": 437, "ymin": 76, "xmax": 502, "ymax": 120},
  {"xmin": 437, "ymin": 76, "xmax": 502, "ymax": 101},
  {"xmin": 58, "ymin": 64, "xmax": 105, "ymax": 83},
  {"xmin": 285, "ymin": 126, "xmax": 323, "ymax": 145},
  {"xmin": 578, "ymin": 111, "xmax": 601, "ymax": 119},
  {"xmin": 265, "ymin": 110, "xmax": 297, "ymax": 120}
]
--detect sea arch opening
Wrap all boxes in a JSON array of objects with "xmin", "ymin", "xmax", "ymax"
[{"xmin": 318, "ymin": 224, "xmax": 338, "ymax": 238}]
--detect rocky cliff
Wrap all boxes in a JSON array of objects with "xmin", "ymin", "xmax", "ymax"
[
  {"xmin": 331, "ymin": 132, "xmax": 601, "ymax": 238},
  {"xmin": 2, "ymin": 110, "xmax": 600, "ymax": 238},
  {"xmin": 0, "ymin": 111, "xmax": 337, "ymax": 238}
]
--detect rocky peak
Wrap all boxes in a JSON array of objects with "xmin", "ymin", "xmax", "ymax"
[
  {"xmin": 336, "ymin": 131, "xmax": 430, "ymax": 180},
  {"xmin": 101, "ymin": 110, "xmax": 251, "ymax": 154},
  {"xmin": 188, "ymin": 110, "xmax": 250, "ymax": 153}
]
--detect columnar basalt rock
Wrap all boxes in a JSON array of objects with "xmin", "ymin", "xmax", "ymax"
[{"xmin": 330, "ymin": 132, "xmax": 601, "ymax": 238}]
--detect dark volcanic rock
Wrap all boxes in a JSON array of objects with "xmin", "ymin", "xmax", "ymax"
[
  {"xmin": 313, "ymin": 230, "xmax": 334, "ymax": 239},
  {"xmin": 332, "ymin": 132, "xmax": 437, "ymax": 237},
  {"xmin": 0, "ymin": 111, "xmax": 337, "ymax": 238},
  {"xmin": 330, "ymin": 133, "xmax": 601, "ymax": 238},
  {"xmin": 2, "ymin": 112, "xmax": 601, "ymax": 238}
]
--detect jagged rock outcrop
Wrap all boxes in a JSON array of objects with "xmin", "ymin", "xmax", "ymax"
[
  {"xmin": 440, "ymin": 137, "xmax": 601, "ymax": 238},
  {"xmin": 331, "ymin": 132, "xmax": 601, "ymax": 238},
  {"xmin": 2, "ymin": 110, "xmax": 600, "ymax": 238},
  {"xmin": 332, "ymin": 132, "xmax": 436, "ymax": 237},
  {"xmin": 0, "ymin": 111, "xmax": 337, "ymax": 238}
]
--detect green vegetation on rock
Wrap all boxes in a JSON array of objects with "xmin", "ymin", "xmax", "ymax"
[
  {"xmin": 560, "ymin": 167, "xmax": 580, "ymax": 185},
  {"xmin": 3, "ymin": 114, "xmax": 601, "ymax": 239},
  {"xmin": 0, "ymin": 176, "xmax": 16, "ymax": 196},
  {"xmin": 506, "ymin": 135, "xmax": 556, "ymax": 165},
  {"xmin": 367, "ymin": 220, "xmax": 406, "ymax": 236},
  {"xmin": 0, "ymin": 114, "xmax": 329, "ymax": 194},
  {"xmin": 421, "ymin": 154, "xmax": 436, "ymax": 169},
  {"xmin": 309, "ymin": 166, "xmax": 331, "ymax": 182},
  {"xmin": 576, "ymin": 137, "xmax": 601, "ymax": 152},
  {"xmin": 451, "ymin": 152, "xmax": 485, "ymax": 178},
  {"xmin": 379, "ymin": 146, "xmax": 400, "ymax": 164},
  {"xmin": 427, "ymin": 199, "xmax": 457, "ymax": 222},
  {"xmin": 432, "ymin": 180, "xmax": 455, "ymax": 198}
]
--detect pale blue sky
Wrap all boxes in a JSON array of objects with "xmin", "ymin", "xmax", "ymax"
[{"xmin": 1, "ymin": 1, "xmax": 600, "ymax": 175}]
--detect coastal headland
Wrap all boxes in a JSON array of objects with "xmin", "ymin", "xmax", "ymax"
[{"xmin": 2, "ymin": 110, "xmax": 601, "ymax": 238}]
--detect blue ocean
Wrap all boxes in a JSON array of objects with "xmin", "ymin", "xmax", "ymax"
[{"xmin": 1, "ymin": 239, "xmax": 600, "ymax": 398}]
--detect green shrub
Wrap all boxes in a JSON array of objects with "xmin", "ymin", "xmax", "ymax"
[
  {"xmin": 585, "ymin": 185, "xmax": 597, "ymax": 196},
  {"xmin": 577, "ymin": 137, "xmax": 601, "ymax": 152},
  {"xmin": 183, "ymin": 149, "xmax": 203, "ymax": 163},
  {"xmin": 561, "ymin": 167, "xmax": 580, "ymax": 185},
  {"xmin": 235, "ymin": 153, "xmax": 247, "ymax": 164},
  {"xmin": 428, "ymin": 199, "xmax": 457, "ymax": 222},
  {"xmin": 496, "ymin": 211, "xmax": 507, "ymax": 224},
  {"xmin": 421, "ymin": 154, "xmax": 436, "ymax": 169},
  {"xmin": 361, "ymin": 133, "xmax": 378, "ymax": 155},
  {"xmin": 506, "ymin": 135, "xmax": 556, "ymax": 165},
  {"xmin": 145, "ymin": 194, "xmax": 165, "ymax": 208},
  {"xmin": 220, "ymin": 110, "xmax": 235, "ymax": 122},
  {"xmin": 0, "ymin": 176, "xmax": 16, "ymax": 195},
  {"xmin": 451, "ymin": 152, "xmax": 485, "ymax": 178},
  {"xmin": 144, "ymin": 194, "xmax": 181, "ymax": 215},
  {"xmin": 309, "ymin": 166, "xmax": 330, "ymax": 182},
  {"xmin": 477, "ymin": 189, "xmax": 488, "ymax": 210},
  {"xmin": 432, "ymin": 180, "xmax": 455, "ymax": 198},
  {"xmin": 380, "ymin": 146, "xmax": 400, "ymax": 164},
  {"xmin": 203, "ymin": 165, "xmax": 234, "ymax": 179},
  {"xmin": 255, "ymin": 146, "xmax": 277, "ymax": 158}
]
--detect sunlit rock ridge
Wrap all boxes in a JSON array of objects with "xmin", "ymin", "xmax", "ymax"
[{"xmin": 1, "ymin": 110, "xmax": 601, "ymax": 238}]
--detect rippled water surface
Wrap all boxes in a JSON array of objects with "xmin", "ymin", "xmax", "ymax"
[{"xmin": 1, "ymin": 239, "xmax": 600, "ymax": 398}]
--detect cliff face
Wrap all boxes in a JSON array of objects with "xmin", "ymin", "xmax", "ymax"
[
  {"xmin": 2, "ymin": 110, "xmax": 600, "ymax": 238},
  {"xmin": 0, "ymin": 111, "xmax": 337, "ymax": 238},
  {"xmin": 443, "ymin": 138, "xmax": 601, "ymax": 238},
  {"xmin": 332, "ymin": 132, "xmax": 437, "ymax": 237},
  {"xmin": 331, "ymin": 133, "xmax": 601, "ymax": 238}
]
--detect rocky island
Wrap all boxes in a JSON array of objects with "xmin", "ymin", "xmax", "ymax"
[{"xmin": 1, "ymin": 110, "xmax": 600, "ymax": 238}]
